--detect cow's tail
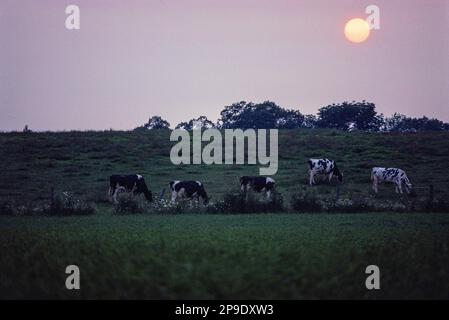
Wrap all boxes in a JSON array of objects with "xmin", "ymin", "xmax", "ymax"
[{"xmin": 109, "ymin": 176, "xmax": 115, "ymax": 196}]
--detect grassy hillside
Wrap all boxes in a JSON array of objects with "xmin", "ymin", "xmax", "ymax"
[{"xmin": 1, "ymin": 129, "xmax": 449, "ymax": 205}]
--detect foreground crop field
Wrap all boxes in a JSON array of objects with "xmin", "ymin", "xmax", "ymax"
[{"xmin": 1, "ymin": 211, "xmax": 449, "ymax": 299}]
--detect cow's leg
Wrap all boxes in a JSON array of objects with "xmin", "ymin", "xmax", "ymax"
[
  {"xmin": 372, "ymin": 177, "xmax": 378, "ymax": 193},
  {"xmin": 130, "ymin": 183, "xmax": 137, "ymax": 199},
  {"xmin": 108, "ymin": 187, "xmax": 113, "ymax": 201},
  {"xmin": 309, "ymin": 171, "xmax": 315, "ymax": 185},
  {"xmin": 266, "ymin": 189, "xmax": 271, "ymax": 199},
  {"xmin": 328, "ymin": 172, "xmax": 333, "ymax": 183},
  {"xmin": 113, "ymin": 188, "xmax": 121, "ymax": 204},
  {"xmin": 397, "ymin": 180, "xmax": 403, "ymax": 194},
  {"xmin": 171, "ymin": 191, "xmax": 177, "ymax": 202},
  {"xmin": 244, "ymin": 186, "xmax": 250, "ymax": 201}
]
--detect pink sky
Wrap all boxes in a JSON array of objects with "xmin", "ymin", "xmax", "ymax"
[{"xmin": 1, "ymin": 0, "xmax": 448, "ymax": 131}]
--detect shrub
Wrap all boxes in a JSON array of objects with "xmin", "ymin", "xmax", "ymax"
[
  {"xmin": 218, "ymin": 188, "xmax": 284, "ymax": 214},
  {"xmin": 0, "ymin": 192, "xmax": 96, "ymax": 216},
  {"xmin": 0, "ymin": 201, "xmax": 15, "ymax": 216},
  {"xmin": 114, "ymin": 196, "xmax": 215, "ymax": 215},
  {"xmin": 113, "ymin": 194, "xmax": 145, "ymax": 215},
  {"xmin": 424, "ymin": 198, "xmax": 449, "ymax": 213},
  {"xmin": 44, "ymin": 192, "xmax": 97, "ymax": 216},
  {"xmin": 148, "ymin": 198, "xmax": 208, "ymax": 214},
  {"xmin": 290, "ymin": 188, "xmax": 324, "ymax": 213},
  {"xmin": 289, "ymin": 188, "xmax": 418, "ymax": 213}
]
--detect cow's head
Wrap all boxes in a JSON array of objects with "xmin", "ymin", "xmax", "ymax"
[
  {"xmin": 136, "ymin": 178, "xmax": 153, "ymax": 202},
  {"xmin": 334, "ymin": 167, "xmax": 344, "ymax": 183},
  {"xmin": 197, "ymin": 183, "xmax": 209, "ymax": 204}
]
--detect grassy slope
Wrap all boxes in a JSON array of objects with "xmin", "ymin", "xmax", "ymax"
[
  {"xmin": 1, "ymin": 211, "xmax": 449, "ymax": 299},
  {"xmin": 1, "ymin": 129, "xmax": 449, "ymax": 203}
]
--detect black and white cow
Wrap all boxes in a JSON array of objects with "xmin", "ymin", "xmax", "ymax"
[
  {"xmin": 308, "ymin": 158, "xmax": 343, "ymax": 185},
  {"xmin": 240, "ymin": 176, "xmax": 275, "ymax": 198},
  {"xmin": 371, "ymin": 167, "xmax": 412, "ymax": 194},
  {"xmin": 169, "ymin": 180, "xmax": 209, "ymax": 204},
  {"xmin": 109, "ymin": 174, "xmax": 153, "ymax": 203}
]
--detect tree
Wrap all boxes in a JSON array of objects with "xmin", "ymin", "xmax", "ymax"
[
  {"xmin": 134, "ymin": 116, "xmax": 170, "ymax": 131},
  {"xmin": 175, "ymin": 116, "xmax": 215, "ymax": 130},
  {"xmin": 302, "ymin": 115, "xmax": 318, "ymax": 129},
  {"xmin": 384, "ymin": 113, "xmax": 448, "ymax": 132},
  {"xmin": 23, "ymin": 125, "xmax": 32, "ymax": 133},
  {"xmin": 317, "ymin": 101, "xmax": 383, "ymax": 132},
  {"xmin": 218, "ymin": 101, "xmax": 304, "ymax": 129},
  {"xmin": 276, "ymin": 109, "xmax": 305, "ymax": 129}
]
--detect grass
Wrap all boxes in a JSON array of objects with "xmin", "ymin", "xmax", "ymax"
[
  {"xmin": 1, "ymin": 129, "xmax": 449, "ymax": 299},
  {"xmin": 1, "ymin": 210, "xmax": 448, "ymax": 299},
  {"xmin": 1, "ymin": 129, "xmax": 449, "ymax": 205}
]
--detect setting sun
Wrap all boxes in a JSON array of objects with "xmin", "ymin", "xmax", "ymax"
[{"xmin": 344, "ymin": 18, "xmax": 371, "ymax": 43}]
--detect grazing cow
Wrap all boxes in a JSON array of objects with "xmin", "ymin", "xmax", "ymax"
[
  {"xmin": 308, "ymin": 158, "xmax": 343, "ymax": 185},
  {"xmin": 240, "ymin": 176, "xmax": 275, "ymax": 198},
  {"xmin": 109, "ymin": 174, "xmax": 153, "ymax": 203},
  {"xmin": 169, "ymin": 180, "xmax": 209, "ymax": 204},
  {"xmin": 371, "ymin": 167, "xmax": 412, "ymax": 194}
]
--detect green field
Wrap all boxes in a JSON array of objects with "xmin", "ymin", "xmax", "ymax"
[
  {"xmin": 1, "ymin": 211, "xmax": 449, "ymax": 299},
  {"xmin": 1, "ymin": 129, "xmax": 449, "ymax": 299},
  {"xmin": 1, "ymin": 129, "xmax": 449, "ymax": 203}
]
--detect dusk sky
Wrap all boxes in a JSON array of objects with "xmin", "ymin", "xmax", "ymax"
[{"xmin": 1, "ymin": 0, "xmax": 448, "ymax": 131}]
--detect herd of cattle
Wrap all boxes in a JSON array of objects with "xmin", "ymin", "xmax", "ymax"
[{"xmin": 108, "ymin": 158, "xmax": 413, "ymax": 204}]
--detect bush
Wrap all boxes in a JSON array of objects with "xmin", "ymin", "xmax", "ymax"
[
  {"xmin": 114, "ymin": 195, "xmax": 145, "ymax": 215},
  {"xmin": 150, "ymin": 198, "xmax": 212, "ymax": 214},
  {"xmin": 289, "ymin": 188, "xmax": 418, "ymax": 213},
  {"xmin": 0, "ymin": 192, "xmax": 96, "ymax": 216},
  {"xmin": 113, "ymin": 189, "xmax": 285, "ymax": 215},
  {"xmin": 217, "ymin": 188, "xmax": 284, "ymax": 214},
  {"xmin": 0, "ymin": 201, "xmax": 16, "ymax": 216},
  {"xmin": 114, "ymin": 196, "xmax": 214, "ymax": 215},
  {"xmin": 44, "ymin": 192, "xmax": 97, "ymax": 216},
  {"xmin": 424, "ymin": 198, "xmax": 449, "ymax": 213},
  {"xmin": 290, "ymin": 188, "xmax": 324, "ymax": 213}
]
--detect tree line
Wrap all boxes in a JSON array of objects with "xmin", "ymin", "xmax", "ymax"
[{"xmin": 134, "ymin": 100, "xmax": 449, "ymax": 132}]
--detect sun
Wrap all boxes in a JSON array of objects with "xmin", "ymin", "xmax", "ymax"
[{"xmin": 344, "ymin": 18, "xmax": 370, "ymax": 43}]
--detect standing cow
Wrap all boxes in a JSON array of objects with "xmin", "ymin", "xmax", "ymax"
[
  {"xmin": 169, "ymin": 180, "xmax": 209, "ymax": 204},
  {"xmin": 308, "ymin": 158, "xmax": 343, "ymax": 185},
  {"xmin": 240, "ymin": 176, "xmax": 275, "ymax": 199},
  {"xmin": 109, "ymin": 174, "xmax": 153, "ymax": 203},
  {"xmin": 371, "ymin": 167, "xmax": 412, "ymax": 194}
]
